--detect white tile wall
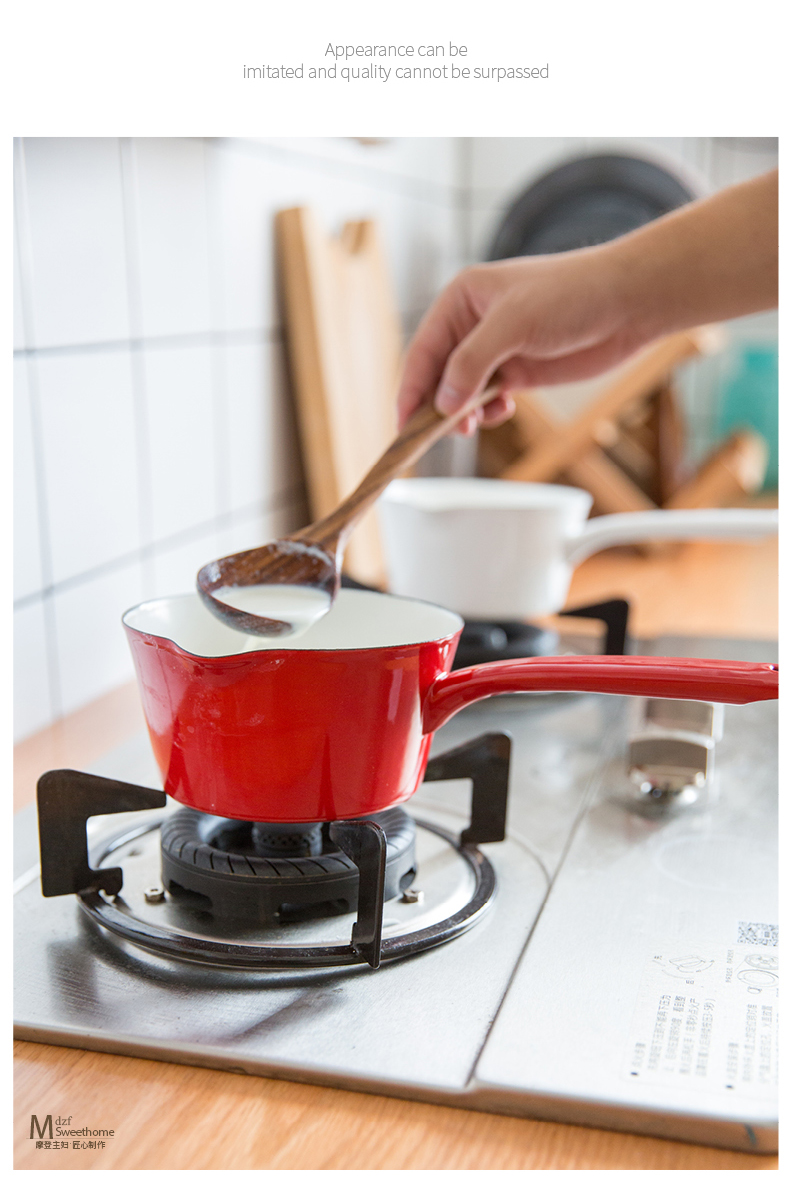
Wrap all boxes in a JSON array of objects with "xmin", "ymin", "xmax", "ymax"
[
  {"xmin": 207, "ymin": 146, "xmax": 282, "ymax": 335},
  {"xmin": 255, "ymin": 137, "xmax": 459, "ymax": 190},
  {"xmin": 222, "ymin": 340, "xmax": 303, "ymax": 514},
  {"xmin": 143, "ymin": 344, "xmax": 218, "ymax": 542},
  {"xmin": 13, "ymin": 222, "xmax": 27, "ymax": 352},
  {"xmin": 36, "ymin": 349, "xmax": 141, "ymax": 584},
  {"xmin": 13, "ymin": 136, "xmax": 462, "ymax": 741},
  {"xmin": 19, "ymin": 138, "xmax": 131, "ymax": 349},
  {"xmin": 13, "ymin": 600, "xmax": 54, "ymax": 740},
  {"xmin": 130, "ymin": 139, "xmax": 214, "ymax": 339},
  {"xmin": 53, "ymin": 562, "xmax": 143, "ymax": 717},
  {"xmin": 13, "ymin": 358, "xmax": 43, "ymax": 601}
]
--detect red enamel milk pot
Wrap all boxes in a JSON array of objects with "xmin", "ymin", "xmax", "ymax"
[{"xmin": 123, "ymin": 589, "xmax": 778, "ymax": 823}]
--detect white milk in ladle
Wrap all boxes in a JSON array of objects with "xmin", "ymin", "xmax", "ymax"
[{"xmin": 211, "ymin": 584, "xmax": 332, "ymax": 647}]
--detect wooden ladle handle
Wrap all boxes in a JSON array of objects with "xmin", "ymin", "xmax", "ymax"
[{"xmin": 297, "ymin": 385, "xmax": 500, "ymax": 549}]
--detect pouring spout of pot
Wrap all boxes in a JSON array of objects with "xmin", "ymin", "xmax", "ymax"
[
  {"xmin": 422, "ymin": 655, "xmax": 778, "ymax": 735},
  {"xmin": 563, "ymin": 507, "xmax": 779, "ymax": 569}
]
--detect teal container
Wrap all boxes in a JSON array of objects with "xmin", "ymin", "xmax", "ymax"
[{"xmin": 715, "ymin": 344, "xmax": 778, "ymax": 490}]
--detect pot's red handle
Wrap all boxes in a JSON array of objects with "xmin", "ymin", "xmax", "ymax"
[{"xmin": 422, "ymin": 655, "xmax": 778, "ymax": 734}]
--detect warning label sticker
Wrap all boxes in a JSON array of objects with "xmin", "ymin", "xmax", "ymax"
[{"xmin": 624, "ymin": 933, "xmax": 778, "ymax": 1099}]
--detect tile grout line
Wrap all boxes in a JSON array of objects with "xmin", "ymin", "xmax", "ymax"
[
  {"xmin": 119, "ymin": 137, "xmax": 155, "ymax": 595},
  {"xmin": 203, "ymin": 138, "xmax": 231, "ymax": 528},
  {"xmin": 11, "ymin": 298, "xmax": 438, "ymax": 366},
  {"xmin": 456, "ymin": 136, "xmax": 473, "ymax": 268},
  {"xmin": 11, "ymin": 325, "xmax": 285, "ymax": 361}
]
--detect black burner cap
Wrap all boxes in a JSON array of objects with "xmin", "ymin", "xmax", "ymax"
[
  {"xmin": 452, "ymin": 620, "xmax": 559, "ymax": 669},
  {"xmin": 160, "ymin": 807, "xmax": 417, "ymax": 926}
]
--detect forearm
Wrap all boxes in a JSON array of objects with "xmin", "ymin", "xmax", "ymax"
[
  {"xmin": 609, "ymin": 170, "xmax": 778, "ymax": 342},
  {"xmin": 396, "ymin": 169, "xmax": 778, "ymax": 431}
]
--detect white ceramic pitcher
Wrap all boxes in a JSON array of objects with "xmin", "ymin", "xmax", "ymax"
[{"xmin": 377, "ymin": 478, "xmax": 778, "ymax": 620}]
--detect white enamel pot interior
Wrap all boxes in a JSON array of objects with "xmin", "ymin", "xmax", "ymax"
[{"xmin": 377, "ymin": 478, "xmax": 779, "ymax": 620}]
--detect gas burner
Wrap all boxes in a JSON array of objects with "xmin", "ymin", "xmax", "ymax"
[
  {"xmin": 160, "ymin": 806, "xmax": 417, "ymax": 925},
  {"xmin": 36, "ymin": 733, "xmax": 511, "ymax": 971},
  {"xmin": 75, "ymin": 814, "xmax": 496, "ymax": 972},
  {"xmin": 453, "ymin": 621, "xmax": 558, "ymax": 668},
  {"xmin": 451, "ymin": 599, "xmax": 631, "ymax": 669}
]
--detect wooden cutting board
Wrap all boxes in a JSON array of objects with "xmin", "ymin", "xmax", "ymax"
[{"xmin": 276, "ymin": 208, "xmax": 402, "ymax": 587}]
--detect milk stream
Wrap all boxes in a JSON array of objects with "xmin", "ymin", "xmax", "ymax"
[{"xmin": 211, "ymin": 584, "xmax": 332, "ymax": 647}]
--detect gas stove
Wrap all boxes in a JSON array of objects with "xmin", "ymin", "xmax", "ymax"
[
  {"xmin": 32, "ymin": 731, "xmax": 507, "ymax": 973},
  {"xmin": 14, "ymin": 634, "xmax": 777, "ymax": 1154}
]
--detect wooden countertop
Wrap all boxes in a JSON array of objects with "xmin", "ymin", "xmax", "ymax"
[{"xmin": 14, "ymin": 537, "xmax": 779, "ymax": 1170}]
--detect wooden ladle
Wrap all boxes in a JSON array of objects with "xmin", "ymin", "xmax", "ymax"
[{"xmin": 197, "ymin": 388, "xmax": 499, "ymax": 635}]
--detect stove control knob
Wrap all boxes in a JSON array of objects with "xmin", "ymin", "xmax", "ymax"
[{"xmin": 628, "ymin": 735, "xmax": 712, "ymax": 804}]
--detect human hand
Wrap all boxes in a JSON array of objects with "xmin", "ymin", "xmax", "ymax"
[
  {"xmin": 397, "ymin": 170, "xmax": 778, "ymax": 436},
  {"xmin": 397, "ymin": 245, "xmax": 643, "ymax": 435}
]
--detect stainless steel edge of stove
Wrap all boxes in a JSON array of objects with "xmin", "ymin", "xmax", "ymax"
[{"xmin": 464, "ymin": 1086, "xmax": 776, "ymax": 1153}]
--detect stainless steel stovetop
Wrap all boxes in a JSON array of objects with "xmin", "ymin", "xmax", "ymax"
[{"xmin": 14, "ymin": 636, "xmax": 778, "ymax": 1153}]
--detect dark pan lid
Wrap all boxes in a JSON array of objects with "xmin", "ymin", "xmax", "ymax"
[{"xmin": 488, "ymin": 153, "xmax": 697, "ymax": 259}]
